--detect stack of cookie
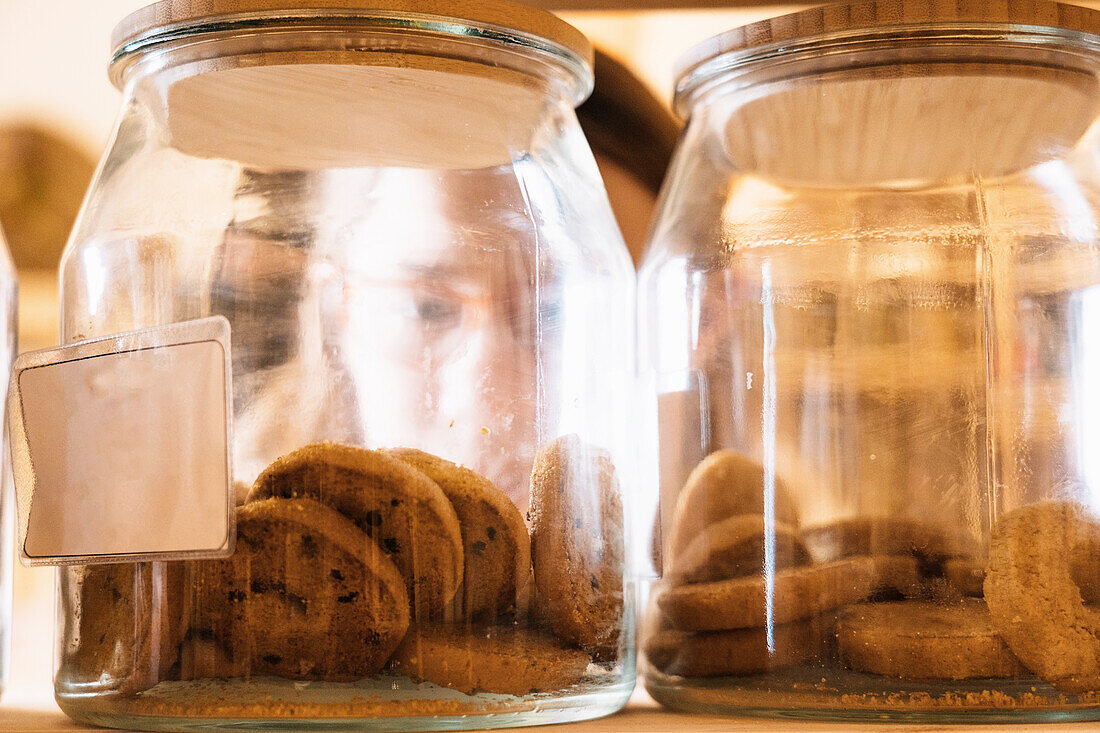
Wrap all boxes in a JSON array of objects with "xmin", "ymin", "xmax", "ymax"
[
  {"xmin": 648, "ymin": 450, "xmax": 863, "ymax": 677},
  {"xmin": 390, "ymin": 434, "xmax": 625, "ymax": 694},
  {"xmin": 645, "ymin": 450, "xmax": 993, "ymax": 680},
  {"xmin": 60, "ymin": 436, "xmax": 626, "ymax": 698},
  {"xmin": 647, "ymin": 453, "xmax": 1100, "ymax": 695}
]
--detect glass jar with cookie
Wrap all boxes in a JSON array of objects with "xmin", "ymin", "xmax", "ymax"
[
  {"xmin": 48, "ymin": 1, "xmax": 635, "ymax": 728},
  {"xmin": 640, "ymin": 0, "xmax": 1100, "ymax": 722}
]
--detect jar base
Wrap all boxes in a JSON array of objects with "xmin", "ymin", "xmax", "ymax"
[
  {"xmin": 645, "ymin": 665, "xmax": 1100, "ymax": 724},
  {"xmin": 57, "ymin": 673, "xmax": 635, "ymax": 731}
]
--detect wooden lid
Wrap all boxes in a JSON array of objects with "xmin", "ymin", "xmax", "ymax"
[
  {"xmin": 111, "ymin": 0, "xmax": 592, "ymax": 69},
  {"xmin": 677, "ymin": 0, "xmax": 1100, "ymax": 80}
]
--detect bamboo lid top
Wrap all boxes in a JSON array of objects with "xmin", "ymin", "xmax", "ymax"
[
  {"xmin": 111, "ymin": 0, "xmax": 592, "ymax": 68},
  {"xmin": 677, "ymin": 0, "xmax": 1100, "ymax": 80}
]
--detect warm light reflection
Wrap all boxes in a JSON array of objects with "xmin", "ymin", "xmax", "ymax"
[
  {"xmin": 1078, "ymin": 285, "xmax": 1100, "ymax": 509},
  {"xmin": 760, "ymin": 261, "xmax": 777, "ymax": 652},
  {"xmin": 79, "ymin": 246, "xmax": 104, "ymax": 319}
]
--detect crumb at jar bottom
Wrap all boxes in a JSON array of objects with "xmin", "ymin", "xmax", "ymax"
[
  {"xmin": 58, "ymin": 673, "xmax": 635, "ymax": 730},
  {"xmin": 56, "ymin": 439, "xmax": 632, "ymax": 730},
  {"xmin": 645, "ymin": 668, "xmax": 1100, "ymax": 723}
]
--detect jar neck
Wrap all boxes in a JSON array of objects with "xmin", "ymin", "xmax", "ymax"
[
  {"xmin": 675, "ymin": 25, "xmax": 1100, "ymax": 119},
  {"xmin": 111, "ymin": 14, "xmax": 592, "ymax": 106}
]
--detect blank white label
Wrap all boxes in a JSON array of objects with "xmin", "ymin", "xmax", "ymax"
[{"xmin": 8, "ymin": 317, "xmax": 234, "ymax": 565}]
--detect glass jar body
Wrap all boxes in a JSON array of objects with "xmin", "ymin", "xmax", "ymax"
[
  {"xmin": 640, "ymin": 31, "xmax": 1100, "ymax": 722},
  {"xmin": 55, "ymin": 27, "xmax": 635, "ymax": 730}
]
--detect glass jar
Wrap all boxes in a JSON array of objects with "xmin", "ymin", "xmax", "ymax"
[
  {"xmin": 640, "ymin": 0, "xmax": 1100, "ymax": 722},
  {"xmin": 54, "ymin": 1, "xmax": 635, "ymax": 728}
]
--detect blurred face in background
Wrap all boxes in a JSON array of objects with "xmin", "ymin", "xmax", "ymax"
[{"xmin": 213, "ymin": 167, "xmax": 545, "ymax": 509}]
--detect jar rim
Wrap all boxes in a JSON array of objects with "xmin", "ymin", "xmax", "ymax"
[
  {"xmin": 109, "ymin": 0, "xmax": 593, "ymax": 103},
  {"xmin": 674, "ymin": 0, "xmax": 1100, "ymax": 117}
]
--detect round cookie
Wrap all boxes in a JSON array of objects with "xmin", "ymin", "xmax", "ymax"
[
  {"xmin": 386, "ymin": 447, "xmax": 530, "ymax": 620},
  {"xmin": 390, "ymin": 623, "xmax": 591, "ymax": 695},
  {"xmin": 803, "ymin": 516, "xmax": 974, "ymax": 565},
  {"xmin": 529, "ymin": 434, "xmax": 624, "ymax": 652},
  {"xmin": 193, "ymin": 497, "xmax": 410, "ymax": 680},
  {"xmin": 985, "ymin": 500, "xmax": 1100, "ymax": 692},
  {"xmin": 837, "ymin": 600, "xmax": 1025, "ymax": 680},
  {"xmin": 645, "ymin": 621, "xmax": 817, "ymax": 677},
  {"xmin": 59, "ymin": 562, "xmax": 188, "ymax": 696},
  {"xmin": 247, "ymin": 442, "xmax": 463, "ymax": 618},
  {"xmin": 667, "ymin": 514, "xmax": 810, "ymax": 584},
  {"xmin": 659, "ymin": 557, "xmax": 874, "ymax": 631},
  {"xmin": 667, "ymin": 450, "xmax": 800, "ymax": 558}
]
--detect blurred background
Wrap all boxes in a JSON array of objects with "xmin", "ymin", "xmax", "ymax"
[{"xmin": 0, "ymin": 0, "xmax": 802, "ymax": 704}]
